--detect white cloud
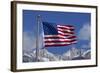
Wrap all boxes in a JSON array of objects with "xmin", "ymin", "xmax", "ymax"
[
  {"xmin": 23, "ymin": 32, "xmax": 36, "ymax": 52},
  {"xmin": 23, "ymin": 31, "xmax": 45, "ymax": 52},
  {"xmin": 78, "ymin": 23, "xmax": 91, "ymax": 40}
]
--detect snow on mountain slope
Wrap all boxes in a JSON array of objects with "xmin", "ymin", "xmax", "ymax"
[
  {"xmin": 23, "ymin": 48, "xmax": 60, "ymax": 62},
  {"xmin": 38, "ymin": 49, "xmax": 59, "ymax": 61},
  {"xmin": 82, "ymin": 49, "xmax": 91, "ymax": 59},
  {"xmin": 62, "ymin": 47, "xmax": 90, "ymax": 60},
  {"xmin": 62, "ymin": 47, "xmax": 81, "ymax": 60},
  {"xmin": 23, "ymin": 47, "xmax": 91, "ymax": 62}
]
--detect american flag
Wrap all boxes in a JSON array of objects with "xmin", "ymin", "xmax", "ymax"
[{"xmin": 43, "ymin": 22, "xmax": 77, "ymax": 47}]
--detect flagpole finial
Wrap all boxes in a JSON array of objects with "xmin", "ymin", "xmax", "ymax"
[{"xmin": 37, "ymin": 15, "xmax": 41, "ymax": 21}]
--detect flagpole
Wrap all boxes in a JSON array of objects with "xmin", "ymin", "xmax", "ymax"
[{"xmin": 36, "ymin": 15, "xmax": 41, "ymax": 62}]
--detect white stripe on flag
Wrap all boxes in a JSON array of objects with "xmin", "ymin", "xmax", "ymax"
[
  {"xmin": 57, "ymin": 25, "xmax": 74, "ymax": 29},
  {"xmin": 45, "ymin": 35, "xmax": 67, "ymax": 38},
  {"xmin": 58, "ymin": 31, "xmax": 73, "ymax": 35},
  {"xmin": 57, "ymin": 28, "xmax": 73, "ymax": 32}
]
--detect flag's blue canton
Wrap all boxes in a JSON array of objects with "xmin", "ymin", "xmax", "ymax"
[{"xmin": 43, "ymin": 22, "xmax": 58, "ymax": 35}]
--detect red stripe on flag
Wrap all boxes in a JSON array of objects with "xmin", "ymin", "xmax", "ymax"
[
  {"xmin": 67, "ymin": 36, "xmax": 77, "ymax": 39},
  {"xmin": 45, "ymin": 44, "xmax": 69, "ymax": 47},
  {"xmin": 57, "ymin": 25, "xmax": 74, "ymax": 30},
  {"xmin": 57, "ymin": 25, "xmax": 74, "ymax": 28},
  {"xmin": 45, "ymin": 39, "xmax": 77, "ymax": 43},
  {"xmin": 45, "ymin": 41, "xmax": 77, "ymax": 47},
  {"xmin": 57, "ymin": 27, "xmax": 74, "ymax": 30},
  {"xmin": 58, "ymin": 31, "xmax": 74, "ymax": 35},
  {"xmin": 57, "ymin": 28, "xmax": 74, "ymax": 34},
  {"xmin": 58, "ymin": 33, "xmax": 74, "ymax": 36}
]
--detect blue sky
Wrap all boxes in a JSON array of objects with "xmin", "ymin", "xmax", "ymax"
[{"xmin": 23, "ymin": 10, "xmax": 91, "ymax": 55}]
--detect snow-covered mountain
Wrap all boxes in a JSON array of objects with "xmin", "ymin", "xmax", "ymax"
[
  {"xmin": 23, "ymin": 48, "xmax": 60, "ymax": 62},
  {"xmin": 62, "ymin": 47, "xmax": 80, "ymax": 60},
  {"xmin": 82, "ymin": 49, "xmax": 91, "ymax": 59},
  {"xmin": 23, "ymin": 47, "xmax": 91, "ymax": 62},
  {"xmin": 62, "ymin": 47, "xmax": 91, "ymax": 60},
  {"xmin": 38, "ymin": 49, "xmax": 59, "ymax": 61}
]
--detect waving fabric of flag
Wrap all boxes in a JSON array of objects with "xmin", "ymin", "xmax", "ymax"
[{"xmin": 43, "ymin": 22, "xmax": 77, "ymax": 47}]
